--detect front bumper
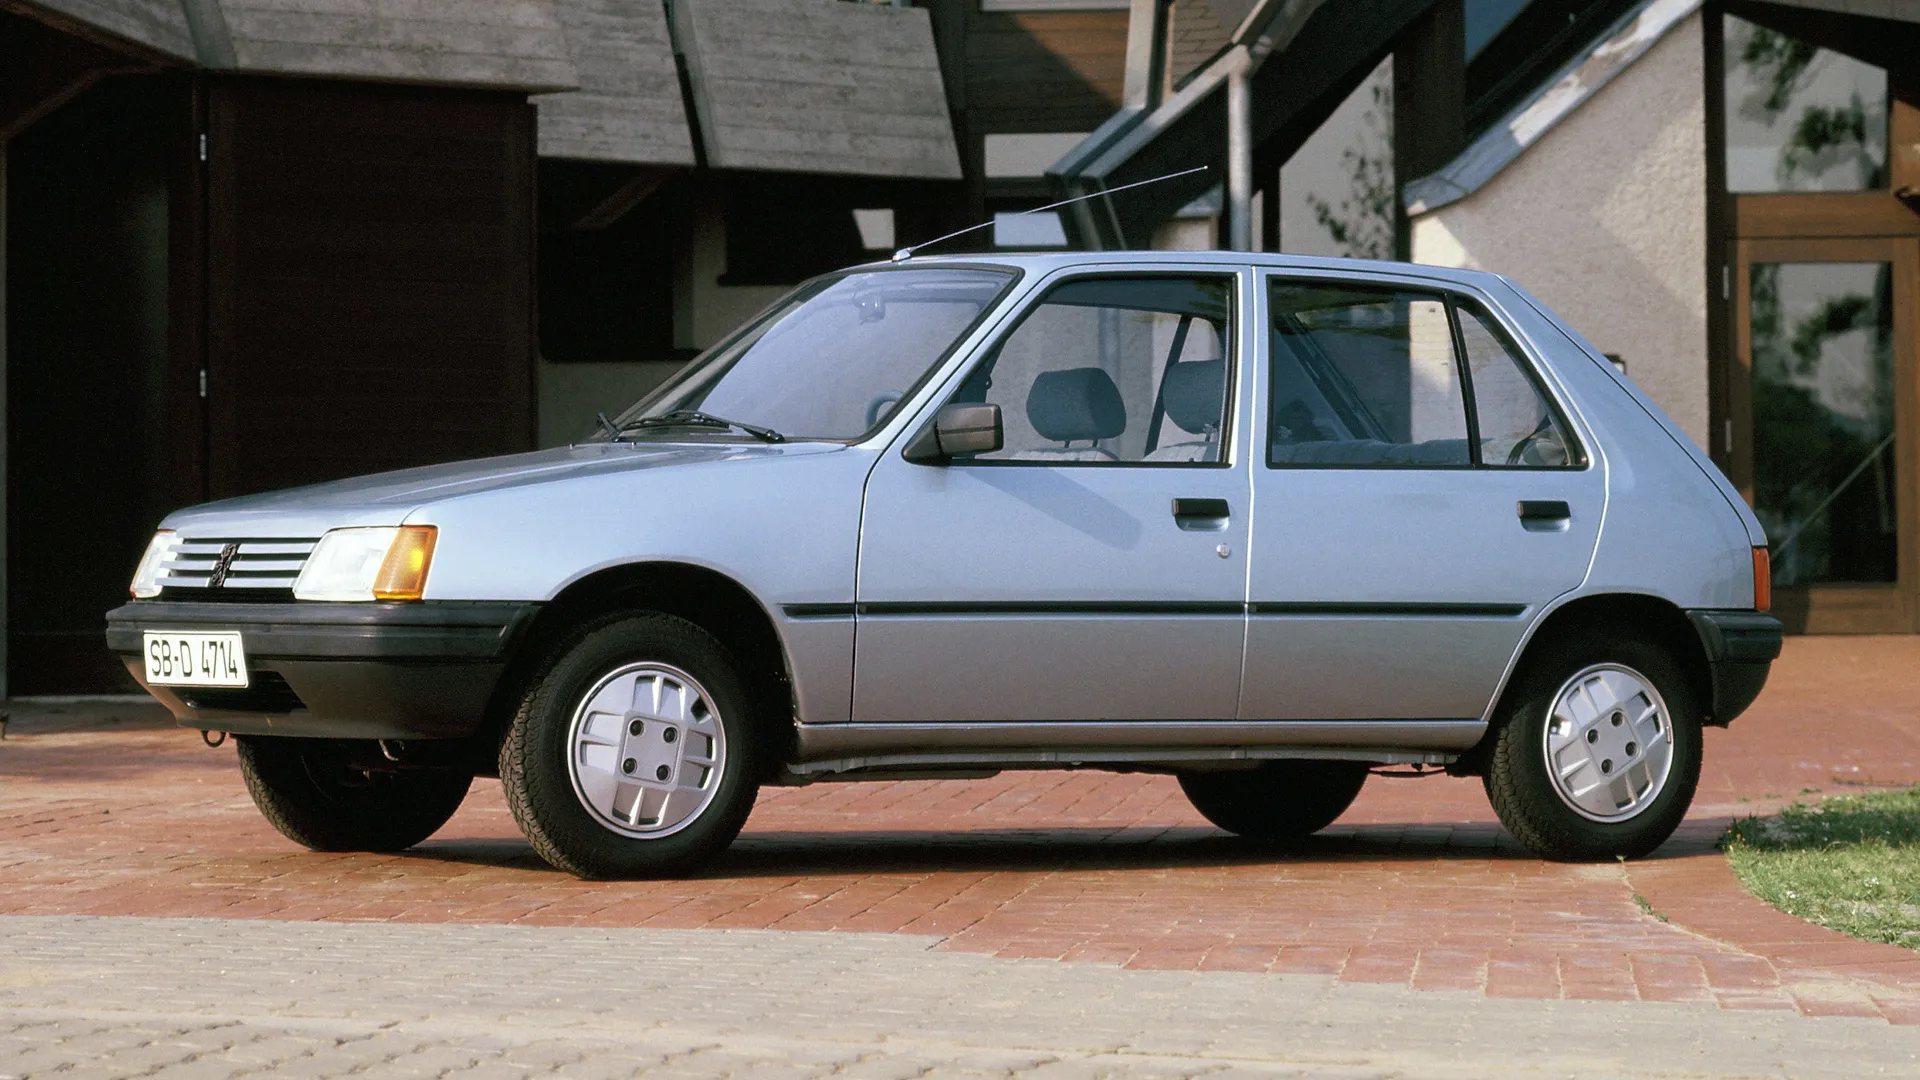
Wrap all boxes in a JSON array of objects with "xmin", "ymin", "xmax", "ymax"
[
  {"xmin": 106, "ymin": 600, "xmax": 540, "ymax": 739},
  {"xmin": 1687, "ymin": 609, "xmax": 1784, "ymax": 725}
]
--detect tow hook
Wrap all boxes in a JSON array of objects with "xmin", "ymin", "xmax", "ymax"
[
  {"xmin": 379, "ymin": 739, "xmax": 405, "ymax": 762},
  {"xmin": 201, "ymin": 730, "xmax": 227, "ymax": 748}
]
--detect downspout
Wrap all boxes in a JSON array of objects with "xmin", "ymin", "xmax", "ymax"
[{"xmin": 1225, "ymin": 47, "xmax": 1253, "ymax": 251}]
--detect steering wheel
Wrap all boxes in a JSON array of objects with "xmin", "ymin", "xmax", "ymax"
[
  {"xmin": 865, "ymin": 390, "xmax": 905, "ymax": 430},
  {"xmin": 1505, "ymin": 414, "xmax": 1558, "ymax": 466}
]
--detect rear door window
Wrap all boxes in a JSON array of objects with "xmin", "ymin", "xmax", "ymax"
[
  {"xmin": 1267, "ymin": 280, "xmax": 1580, "ymax": 469},
  {"xmin": 1268, "ymin": 283, "xmax": 1472, "ymax": 467}
]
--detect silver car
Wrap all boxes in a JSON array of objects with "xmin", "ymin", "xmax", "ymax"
[{"xmin": 107, "ymin": 252, "xmax": 1781, "ymax": 878}]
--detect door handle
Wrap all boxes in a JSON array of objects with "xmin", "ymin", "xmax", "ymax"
[
  {"xmin": 1172, "ymin": 497, "xmax": 1230, "ymax": 531},
  {"xmin": 1517, "ymin": 500, "xmax": 1571, "ymax": 531}
]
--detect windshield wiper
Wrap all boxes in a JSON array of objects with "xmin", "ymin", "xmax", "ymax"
[{"xmin": 616, "ymin": 409, "xmax": 786, "ymax": 443}]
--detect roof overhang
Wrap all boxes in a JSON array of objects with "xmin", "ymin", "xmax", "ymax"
[
  {"xmin": 10, "ymin": 0, "xmax": 580, "ymax": 93},
  {"xmin": 672, "ymin": 0, "xmax": 961, "ymax": 180},
  {"xmin": 536, "ymin": 0, "xmax": 694, "ymax": 166}
]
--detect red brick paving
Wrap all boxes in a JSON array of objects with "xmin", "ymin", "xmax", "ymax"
[{"xmin": 1, "ymin": 636, "xmax": 1917, "ymax": 1022}]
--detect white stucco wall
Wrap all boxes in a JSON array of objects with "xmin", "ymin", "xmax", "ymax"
[{"xmin": 1411, "ymin": 13, "xmax": 1709, "ymax": 449}]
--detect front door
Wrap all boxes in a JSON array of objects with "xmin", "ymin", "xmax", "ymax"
[
  {"xmin": 1241, "ymin": 273, "xmax": 1605, "ymax": 722},
  {"xmin": 1732, "ymin": 237, "xmax": 1919, "ymax": 632},
  {"xmin": 854, "ymin": 269, "xmax": 1252, "ymax": 724}
]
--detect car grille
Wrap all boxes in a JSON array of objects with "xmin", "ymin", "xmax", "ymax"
[{"xmin": 157, "ymin": 535, "xmax": 319, "ymax": 596}]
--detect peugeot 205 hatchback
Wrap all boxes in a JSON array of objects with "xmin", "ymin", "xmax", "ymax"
[{"xmin": 108, "ymin": 252, "xmax": 1783, "ymax": 878}]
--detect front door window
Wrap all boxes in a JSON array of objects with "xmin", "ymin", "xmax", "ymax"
[{"xmin": 963, "ymin": 276, "xmax": 1232, "ymax": 464}]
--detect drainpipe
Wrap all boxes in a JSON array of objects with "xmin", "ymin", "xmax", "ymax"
[{"xmin": 1225, "ymin": 46, "xmax": 1253, "ymax": 251}]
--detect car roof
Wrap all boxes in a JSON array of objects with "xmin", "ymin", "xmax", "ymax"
[{"xmin": 850, "ymin": 250, "xmax": 1515, "ymax": 293}]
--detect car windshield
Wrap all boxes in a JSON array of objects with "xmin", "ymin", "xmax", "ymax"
[{"xmin": 614, "ymin": 267, "xmax": 1017, "ymax": 441}]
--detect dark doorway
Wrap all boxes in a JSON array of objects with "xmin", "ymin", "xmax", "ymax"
[
  {"xmin": 6, "ymin": 76, "xmax": 181, "ymax": 693},
  {"xmin": 203, "ymin": 78, "xmax": 538, "ymax": 498}
]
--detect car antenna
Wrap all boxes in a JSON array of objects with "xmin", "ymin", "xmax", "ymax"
[{"xmin": 890, "ymin": 165, "xmax": 1209, "ymax": 263}]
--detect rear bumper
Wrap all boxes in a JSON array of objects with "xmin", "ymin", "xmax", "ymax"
[
  {"xmin": 1687, "ymin": 609, "xmax": 1783, "ymax": 726},
  {"xmin": 105, "ymin": 600, "xmax": 539, "ymax": 740}
]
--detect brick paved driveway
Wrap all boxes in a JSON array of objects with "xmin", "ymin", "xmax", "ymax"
[{"xmin": 2, "ymin": 635, "xmax": 1918, "ymax": 1039}]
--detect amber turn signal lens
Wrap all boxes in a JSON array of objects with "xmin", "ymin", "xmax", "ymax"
[
  {"xmin": 1752, "ymin": 546, "xmax": 1771, "ymax": 612},
  {"xmin": 372, "ymin": 526, "xmax": 437, "ymax": 601}
]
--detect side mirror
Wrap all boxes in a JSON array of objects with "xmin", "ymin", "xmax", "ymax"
[{"xmin": 904, "ymin": 403, "xmax": 1003, "ymax": 464}]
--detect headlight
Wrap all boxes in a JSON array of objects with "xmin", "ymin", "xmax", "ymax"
[
  {"xmin": 294, "ymin": 526, "xmax": 437, "ymax": 602},
  {"xmin": 129, "ymin": 530, "xmax": 176, "ymax": 598}
]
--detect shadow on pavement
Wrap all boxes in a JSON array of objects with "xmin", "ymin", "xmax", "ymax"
[{"xmin": 403, "ymin": 824, "xmax": 1549, "ymax": 879}]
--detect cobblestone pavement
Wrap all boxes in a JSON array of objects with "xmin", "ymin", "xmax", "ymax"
[
  {"xmin": 2, "ymin": 915, "xmax": 1917, "ymax": 1079},
  {"xmin": 1, "ymin": 635, "xmax": 1918, "ymax": 1069}
]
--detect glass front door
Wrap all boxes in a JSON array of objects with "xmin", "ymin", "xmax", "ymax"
[{"xmin": 1734, "ymin": 237, "xmax": 1919, "ymax": 632}]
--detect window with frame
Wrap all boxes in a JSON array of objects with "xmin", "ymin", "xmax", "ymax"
[
  {"xmin": 1456, "ymin": 300, "xmax": 1576, "ymax": 467},
  {"xmin": 1267, "ymin": 280, "xmax": 1574, "ymax": 468},
  {"xmin": 954, "ymin": 276, "xmax": 1234, "ymax": 465}
]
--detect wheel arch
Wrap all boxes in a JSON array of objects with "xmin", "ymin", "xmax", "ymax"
[
  {"xmin": 1453, "ymin": 591, "xmax": 1714, "ymax": 777},
  {"xmin": 479, "ymin": 561, "xmax": 796, "ymax": 773}
]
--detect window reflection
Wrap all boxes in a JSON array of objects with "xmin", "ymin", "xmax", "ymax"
[
  {"xmin": 1750, "ymin": 262, "xmax": 1896, "ymax": 586},
  {"xmin": 1724, "ymin": 15, "xmax": 1887, "ymax": 193}
]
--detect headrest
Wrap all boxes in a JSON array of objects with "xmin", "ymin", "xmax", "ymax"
[
  {"xmin": 1160, "ymin": 359, "xmax": 1225, "ymax": 433},
  {"xmin": 1027, "ymin": 367, "xmax": 1126, "ymax": 444}
]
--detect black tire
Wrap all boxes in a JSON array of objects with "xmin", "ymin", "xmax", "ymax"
[
  {"xmin": 500, "ymin": 613, "xmax": 763, "ymax": 879},
  {"xmin": 1483, "ymin": 629, "xmax": 1702, "ymax": 861},
  {"xmin": 1179, "ymin": 760, "xmax": 1370, "ymax": 841},
  {"xmin": 236, "ymin": 736, "xmax": 472, "ymax": 852}
]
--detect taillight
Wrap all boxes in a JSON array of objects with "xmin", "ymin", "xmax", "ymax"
[{"xmin": 1752, "ymin": 547, "xmax": 1771, "ymax": 612}]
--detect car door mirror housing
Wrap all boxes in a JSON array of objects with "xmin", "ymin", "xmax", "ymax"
[{"xmin": 905, "ymin": 403, "xmax": 1003, "ymax": 463}]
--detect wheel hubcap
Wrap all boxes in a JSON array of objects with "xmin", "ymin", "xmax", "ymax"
[
  {"xmin": 566, "ymin": 663, "xmax": 726, "ymax": 839},
  {"xmin": 1540, "ymin": 663, "xmax": 1674, "ymax": 823}
]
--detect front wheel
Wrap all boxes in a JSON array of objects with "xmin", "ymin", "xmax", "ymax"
[
  {"xmin": 1179, "ymin": 760, "xmax": 1370, "ymax": 841},
  {"xmin": 1483, "ymin": 631, "xmax": 1702, "ymax": 861},
  {"xmin": 500, "ymin": 613, "xmax": 763, "ymax": 879},
  {"xmin": 236, "ymin": 736, "xmax": 472, "ymax": 852}
]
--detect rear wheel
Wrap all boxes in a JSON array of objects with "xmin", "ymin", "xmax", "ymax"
[
  {"xmin": 1179, "ymin": 760, "xmax": 1370, "ymax": 841},
  {"xmin": 500, "ymin": 613, "xmax": 763, "ymax": 879},
  {"xmin": 1483, "ymin": 630, "xmax": 1702, "ymax": 860},
  {"xmin": 236, "ymin": 736, "xmax": 472, "ymax": 852}
]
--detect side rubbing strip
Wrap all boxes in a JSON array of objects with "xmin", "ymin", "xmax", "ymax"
[
  {"xmin": 785, "ymin": 601, "xmax": 1247, "ymax": 618},
  {"xmin": 1249, "ymin": 602, "xmax": 1526, "ymax": 617},
  {"xmin": 782, "ymin": 603, "xmax": 857, "ymax": 619},
  {"xmin": 784, "ymin": 602, "xmax": 1526, "ymax": 619}
]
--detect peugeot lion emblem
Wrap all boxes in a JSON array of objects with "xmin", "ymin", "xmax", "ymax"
[{"xmin": 207, "ymin": 542, "xmax": 241, "ymax": 588}]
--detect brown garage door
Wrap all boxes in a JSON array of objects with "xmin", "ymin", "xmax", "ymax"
[{"xmin": 204, "ymin": 77, "xmax": 535, "ymax": 498}]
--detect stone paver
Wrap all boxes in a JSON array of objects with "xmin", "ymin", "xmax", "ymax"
[
  {"xmin": 0, "ymin": 636, "xmax": 1917, "ymax": 1028},
  {"xmin": 1, "ymin": 915, "xmax": 1917, "ymax": 1079}
]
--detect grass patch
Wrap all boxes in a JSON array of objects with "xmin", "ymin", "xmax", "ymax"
[{"xmin": 1724, "ymin": 785, "xmax": 1920, "ymax": 950}]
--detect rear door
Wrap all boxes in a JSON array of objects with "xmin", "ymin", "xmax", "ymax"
[{"xmin": 1242, "ymin": 271, "xmax": 1604, "ymax": 724}]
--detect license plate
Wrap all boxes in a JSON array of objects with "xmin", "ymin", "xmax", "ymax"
[{"xmin": 142, "ymin": 631, "xmax": 249, "ymax": 688}]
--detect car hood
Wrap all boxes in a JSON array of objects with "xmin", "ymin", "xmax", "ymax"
[{"xmin": 161, "ymin": 441, "xmax": 844, "ymax": 536}]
